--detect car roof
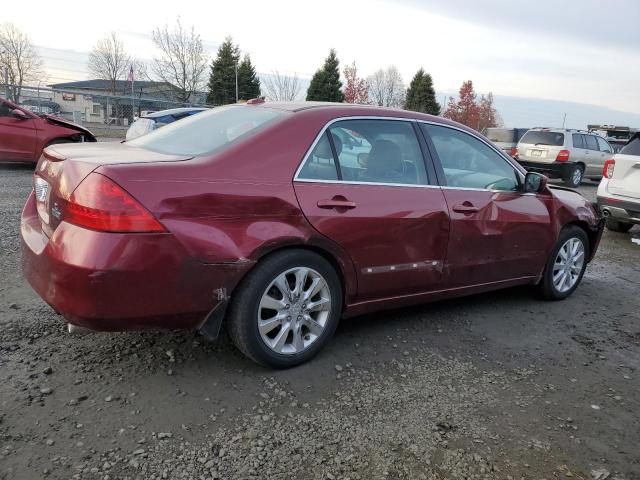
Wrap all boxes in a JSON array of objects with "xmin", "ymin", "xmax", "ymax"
[
  {"xmin": 144, "ymin": 107, "xmax": 208, "ymax": 118},
  {"xmin": 528, "ymin": 127, "xmax": 593, "ymax": 134}
]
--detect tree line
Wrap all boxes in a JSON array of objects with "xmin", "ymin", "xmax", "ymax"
[{"xmin": 0, "ymin": 20, "xmax": 501, "ymax": 131}]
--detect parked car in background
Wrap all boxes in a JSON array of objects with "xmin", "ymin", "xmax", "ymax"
[
  {"xmin": 126, "ymin": 107, "xmax": 207, "ymax": 140},
  {"xmin": 22, "ymin": 102, "xmax": 603, "ymax": 368},
  {"xmin": 486, "ymin": 127, "xmax": 529, "ymax": 157},
  {"xmin": 516, "ymin": 128, "xmax": 614, "ymax": 187},
  {"xmin": 597, "ymin": 132, "xmax": 640, "ymax": 232},
  {"xmin": 0, "ymin": 96, "xmax": 95, "ymax": 163},
  {"xmin": 589, "ymin": 124, "xmax": 638, "ymax": 153}
]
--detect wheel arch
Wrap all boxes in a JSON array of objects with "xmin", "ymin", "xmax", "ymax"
[
  {"xmin": 248, "ymin": 241, "xmax": 356, "ymax": 309},
  {"xmin": 561, "ymin": 220, "xmax": 597, "ymax": 260}
]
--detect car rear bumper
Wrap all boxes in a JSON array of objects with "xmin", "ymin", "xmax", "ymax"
[
  {"xmin": 517, "ymin": 160, "xmax": 573, "ymax": 178},
  {"xmin": 20, "ymin": 192, "xmax": 251, "ymax": 331},
  {"xmin": 597, "ymin": 194, "xmax": 640, "ymax": 225}
]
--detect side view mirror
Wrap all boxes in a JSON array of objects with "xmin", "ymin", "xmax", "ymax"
[
  {"xmin": 11, "ymin": 109, "xmax": 29, "ymax": 120},
  {"xmin": 523, "ymin": 172, "xmax": 548, "ymax": 193}
]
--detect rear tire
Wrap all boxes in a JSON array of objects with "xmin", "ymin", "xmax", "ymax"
[
  {"xmin": 539, "ymin": 226, "xmax": 589, "ymax": 300},
  {"xmin": 227, "ymin": 249, "xmax": 343, "ymax": 368},
  {"xmin": 605, "ymin": 218, "xmax": 634, "ymax": 233},
  {"xmin": 564, "ymin": 165, "xmax": 583, "ymax": 188}
]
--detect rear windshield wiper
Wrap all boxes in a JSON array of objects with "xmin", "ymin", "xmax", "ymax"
[{"xmin": 534, "ymin": 142, "xmax": 552, "ymax": 146}]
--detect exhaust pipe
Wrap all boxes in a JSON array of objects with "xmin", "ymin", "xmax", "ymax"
[
  {"xmin": 602, "ymin": 208, "xmax": 611, "ymax": 218},
  {"xmin": 67, "ymin": 323, "xmax": 94, "ymax": 335}
]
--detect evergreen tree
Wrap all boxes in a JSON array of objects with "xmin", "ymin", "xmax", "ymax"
[
  {"xmin": 207, "ymin": 37, "xmax": 240, "ymax": 105},
  {"xmin": 306, "ymin": 49, "xmax": 344, "ymax": 102},
  {"xmin": 404, "ymin": 68, "xmax": 440, "ymax": 115},
  {"xmin": 237, "ymin": 54, "xmax": 261, "ymax": 100}
]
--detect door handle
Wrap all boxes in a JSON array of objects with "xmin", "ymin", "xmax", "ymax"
[
  {"xmin": 317, "ymin": 198, "xmax": 357, "ymax": 210},
  {"xmin": 452, "ymin": 203, "xmax": 479, "ymax": 214}
]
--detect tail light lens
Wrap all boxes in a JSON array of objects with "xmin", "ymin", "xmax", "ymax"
[
  {"xmin": 64, "ymin": 173, "xmax": 165, "ymax": 233},
  {"xmin": 603, "ymin": 159, "xmax": 615, "ymax": 179},
  {"xmin": 556, "ymin": 150, "xmax": 570, "ymax": 162},
  {"xmin": 509, "ymin": 147, "xmax": 518, "ymax": 157}
]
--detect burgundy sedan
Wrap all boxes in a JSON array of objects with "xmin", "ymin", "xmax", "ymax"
[
  {"xmin": 0, "ymin": 97, "xmax": 96, "ymax": 163},
  {"xmin": 21, "ymin": 102, "xmax": 603, "ymax": 367}
]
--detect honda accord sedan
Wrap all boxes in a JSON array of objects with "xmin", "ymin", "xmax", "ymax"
[{"xmin": 21, "ymin": 101, "xmax": 604, "ymax": 367}]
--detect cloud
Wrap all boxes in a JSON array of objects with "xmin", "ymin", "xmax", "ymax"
[{"xmin": 395, "ymin": 0, "xmax": 640, "ymax": 51}]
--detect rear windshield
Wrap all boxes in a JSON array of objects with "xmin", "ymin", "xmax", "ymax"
[
  {"xmin": 620, "ymin": 137, "xmax": 640, "ymax": 156},
  {"xmin": 127, "ymin": 105, "xmax": 285, "ymax": 156},
  {"xmin": 486, "ymin": 128, "xmax": 515, "ymax": 143},
  {"xmin": 520, "ymin": 131, "xmax": 565, "ymax": 147}
]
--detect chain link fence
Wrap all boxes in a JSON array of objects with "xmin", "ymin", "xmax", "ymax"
[{"xmin": 2, "ymin": 81, "xmax": 211, "ymax": 138}]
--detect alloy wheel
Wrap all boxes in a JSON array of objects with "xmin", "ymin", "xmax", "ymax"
[
  {"xmin": 572, "ymin": 168, "xmax": 583, "ymax": 186},
  {"xmin": 257, "ymin": 267, "xmax": 332, "ymax": 355},
  {"xmin": 552, "ymin": 237, "xmax": 585, "ymax": 293}
]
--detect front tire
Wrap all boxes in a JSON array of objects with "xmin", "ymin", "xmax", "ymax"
[
  {"xmin": 539, "ymin": 226, "xmax": 589, "ymax": 300},
  {"xmin": 227, "ymin": 249, "xmax": 343, "ymax": 368},
  {"xmin": 605, "ymin": 218, "xmax": 634, "ymax": 233}
]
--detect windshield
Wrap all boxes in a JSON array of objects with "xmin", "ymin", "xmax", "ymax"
[
  {"xmin": 127, "ymin": 105, "xmax": 285, "ymax": 156},
  {"xmin": 520, "ymin": 131, "xmax": 565, "ymax": 146}
]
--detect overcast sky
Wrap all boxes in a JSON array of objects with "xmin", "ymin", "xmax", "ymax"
[{"xmin": 5, "ymin": 0, "xmax": 639, "ymax": 124}]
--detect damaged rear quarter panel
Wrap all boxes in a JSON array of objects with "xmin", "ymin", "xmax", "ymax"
[{"xmin": 100, "ymin": 113, "xmax": 359, "ymax": 300}]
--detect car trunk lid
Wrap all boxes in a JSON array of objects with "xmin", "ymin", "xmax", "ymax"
[{"xmin": 33, "ymin": 143, "xmax": 191, "ymax": 236}]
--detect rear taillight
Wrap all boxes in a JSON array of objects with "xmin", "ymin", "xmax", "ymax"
[
  {"xmin": 603, "ymin": 159, "xmax": 615, "ymax": 179},
  {"xmin": 509, "ymin": 147, "xmax": 518, "ymax": 157},
  {"xmin": 63, "ymin": 173, "xmax": 165, "ymax": 233},
  {"xmin": 556, "ymin": 150, "xmax": 570, "ymax": 162}
]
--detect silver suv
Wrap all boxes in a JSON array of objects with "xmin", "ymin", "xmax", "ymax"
[{"xmin": 516, "ymin": 128, "xmax": 614, "ymax": 187}]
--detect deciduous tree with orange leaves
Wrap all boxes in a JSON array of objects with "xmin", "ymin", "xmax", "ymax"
[
  {"xmin": 443, "ymin": 80, "xmax": 501, "ymax": 132},
  {"xmin": 343, "ymin": 62, "xmax": 368, "ymax": 104}
]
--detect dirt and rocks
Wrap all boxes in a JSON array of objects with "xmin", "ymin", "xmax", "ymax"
[{"xmin": 1, "ymin": 162, "xmax": 639, "ymax": 479}]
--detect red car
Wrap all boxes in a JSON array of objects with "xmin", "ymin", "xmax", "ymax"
[
  {"xmin": 0, "ymin": 96, "xmax": 95, "ymax": 163},
  {"xmin": 21, "ymin": 102, "xmax": 604, "ymax": 367}
]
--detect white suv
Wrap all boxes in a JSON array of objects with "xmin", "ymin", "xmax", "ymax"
[
  {"xmin": 516, "ymin": 128, "xmax": 614, "ymax": 187},
  {"xmin": 597, "ymin": 133, "xmax": 640, "ymax": 232}
]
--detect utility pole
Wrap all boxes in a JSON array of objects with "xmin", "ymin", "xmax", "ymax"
[
  {"xmin": 562, "ymin": 113, "xmax": 567, "ymax": 128},
  {"xmin": 235, "ymin": 62, "xmax": 239, "ymax": 103}
]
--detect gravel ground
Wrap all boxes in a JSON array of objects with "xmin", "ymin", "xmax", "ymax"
[{"xmin": 1, "ymin": 162, "xmax": 639, "ymax": 480}]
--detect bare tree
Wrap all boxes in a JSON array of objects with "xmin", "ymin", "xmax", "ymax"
[
  {"xmin": 88, "ymin": 32, "xmax": 131, "ymax": 95},
  {"xmin": 261, "ymin": 70, "xmax": 301, "ymax": 101},
  {"xmin": 150, "ymin": 19, "xmax": 208, "ymax": 103},
  {"xmin": 0, "ymin": 23, "xmax": 44, "ymax": 102},
  {"xmin": 367, "ymin": 66, "xmax": 405, "ymax": 108}
]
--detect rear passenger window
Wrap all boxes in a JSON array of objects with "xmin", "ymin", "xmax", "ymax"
[
  {"xmin": 596, "ymin": 136, "xmax": 612, "ymax": 153},
  {"xmin": 572, "ymin": 134, "xmax": 584, "ymax": 148},
  {"xmin": 584, "ymin": 135, "xmax": 598, "ymax": 151},
  {"xmin": 297, "ymin": 133, "xmax": 339, "ymax": 181},
  {"xmin": 329, "ymin": 120, "xmax": 428, "ymax": 185},
  {"xmin": 620, "ymin": 136, "xmax": 640, "ymax": 156}
]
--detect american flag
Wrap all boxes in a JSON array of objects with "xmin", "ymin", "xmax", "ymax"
[{"xmin": 127, "ymin": 65, "xmax": 134, "ymax": 82}]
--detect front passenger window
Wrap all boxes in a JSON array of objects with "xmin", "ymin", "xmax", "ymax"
[{"xmin": 422, "ymin": 124, "xmax": 519, "ymax": 192}]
